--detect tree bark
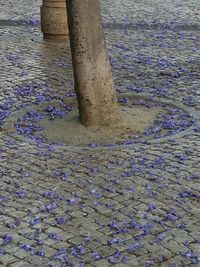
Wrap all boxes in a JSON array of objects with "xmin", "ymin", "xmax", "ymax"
[{"xmin": 66, "ymin": 0, "xmax": 121, "ymax": 126}]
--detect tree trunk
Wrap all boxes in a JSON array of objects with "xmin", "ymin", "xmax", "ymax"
[{"xmin": 66, "ymin": 0, "xmax": 121, "ymax": 126}]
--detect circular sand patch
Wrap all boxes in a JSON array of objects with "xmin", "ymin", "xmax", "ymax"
[
  {"xmin": 39, "ymin": 104, "xmax": 162, "ymax": 145},
  {"xmin": 3, "ymin": 95, "xmax": 195, "ymax": 146}
]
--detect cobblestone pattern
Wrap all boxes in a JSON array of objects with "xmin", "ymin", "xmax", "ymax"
[{"xmin": 0, "ymin": 0, "xmax": 200, "ymax": 267}]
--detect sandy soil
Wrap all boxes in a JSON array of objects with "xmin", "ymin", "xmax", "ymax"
[{"xmin": 40, "ymin": 104, "xmax": 162, "ymax": 145}]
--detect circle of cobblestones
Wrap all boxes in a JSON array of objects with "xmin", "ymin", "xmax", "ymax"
[{"xmin": 2, "ymin": 93, "xmax": 199, "ymax": 151}]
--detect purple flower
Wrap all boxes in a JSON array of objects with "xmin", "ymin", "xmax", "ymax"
[
  {"xmin": 108, "ymin": 256, "xmax": 117, "ymax": 264},
  {"xmin": 150, "ymin": 86, "xmax": 168, "ymax": 96},
  {"xmin": 48, "ymin": 145, "xmax": 55, "ymax": 152},
  {"xmin": 157, "ymin": 233, "xmax": 165, "ymax": 240},
  {"xmin": 59, "ymin": 195, "xmax": 65, "ymax": 201},
  {"xmin": 114, "ymin": 251, "xmax": 121, "ymax": 258},
  {"xmin": 89, "ymin": 143, "xmax": 98, "ymax": 148},
  {"xmin": 67, "ymin": 198, "xmax": 76, "ymax": 205},
  {"xmin": 77, "ymin": 245, "xmax": 85, "ymax": 255},
  {"xmin": 0, "ymin": 248, "xmax": 6, "ymax": 254},
  {"xmin": 35, "ymin": 239, "xmax": 44, "ymax": 246},
  {"xmin": 128, "ymin": 242, "xmax": 143, "ymax": 252},
  {"xmin": 157, "ymin": 58, "xmax": 172, "ymax": 68},
  {"xmin": 130, "ymin": 220, "xmax": 140, "ymax": 229},
  {"xmin": 6, "ymin": 54, "xmax": 19, "ymax": 62},
  {"xmin": 45, "ymin": 105, "xmax": 54, "ymax": 112},
  {"xmin": 0, "ymin": 195, "xmax": 8, "ymax": 202},
  {"xmin": 20, "ymin": 244, "xmax": 32, "ymax": 251},
  {"xmin": 176, "ymin": 223, "xmax": 187, "ymax": 229},
  {"xmin": 182, "ymin": 250, "xmax": 198, "ymax": 259},
  {"xmin": 84, "ymin": 235, "xmax": 92, "ymax": 243},
  {"xmin": 92, "ymin": 252, "xmax": 101, "ymax": 260},
  {"xmin": 16, "ymin": 190, "xmax": 26, "ymax": 198},
  {"xmin": 0, "ymin": 102, "xmax": 11, "ymax": 111},
  {"xmin": 142, "ymin": 261, "xmax": 155, "ymax": 267},
  {"xmin": 15, "ymin": 83, "xmax": 37, "ymax": 97},
  {"xmin": 70, "ymin": 247, "xmax": 79, "ymax": 257},
  {"xmin": 150, "ymin": 156, "xmax": 165, "ymax": 168},
  {"xmin": 179, "ymin": 191, "xmax": 193, "ymax": 198},
  {"xmin": 53, "ymin": 248, "xmax": 67, "ymax": 258},
  {"xmin": 29, "ymin": 217, "xmax": 41, "ymax": 226},
  {"xmin": 108, "ymin": 238, "xmax": 123, "ymax": 246},
  {"xmin": 3, "ymin": 234, "xmax": 13, "ymax": 244},
  {"xmin": 122, "ymin": 140, "xmax": 135, "ymax": 145},
  {"xmin": 146, "ymin": 185, "xmax": 157, "ymax": 197},
  {"xmin": 61, "ymin": 172, "xmax": 68, "ymax": 181},
  {"xmin": 55, "ymin": 216, "xmax": 67, "ymax": 225},
  {"xmin": 127, "ymin": 85, "xmax": 144, "ymax": 93},
  {"xmin": 36, "ymin": 94, "xmax": 46, "ymax": 102},
  {"xmin": 0, "ymin": 110, "xmax": 11, "ymax": 125},
  {"xmin": 6, "ymin": 223, "xmax": 15, "ymax": 229},
  {"xmin": 121, "ymin": 255, "xmax": 129, "ymax": 263},
  {"xmin": 118, "ymin": 98, "xmax": 129, "ymax": 104},
  {"xmin": 183, "ymin": 97, "xmax": 197, "ymax": 107},
  {"xmin": 108, "ymin": 220, "xmax": 119, "ymax": 229},
  {"xmin": 36, "ymin": 250, "xmax": 45, "ymax": 257},
  {"xmin": 171, "ymin": 72, "xmax": 180, "ymax": 78},
  {"xmin": 19, "ymin": 70, "xmax": 28, "ymax": 77},
  {"xmin": 194, "ymin": 124, "xmax": 200, "ymax": 132},
  {"xmin": 105, "ymin": 186, "xmax": 116, "ymax": 193},
  {"xmin": 90, "ymin": 189, "xmax": 102, "ymax": 199},
  {"xmin": 147, "ymin": 203, "xmax": 157, "ymax": 211},
  {"xmin": 175, "ymin": 154, "xmax": 188, "ymax": 161},
  {"xmin": 26, "ymin": 19, "xmax": 40, "ymax": 25},
  {"xmin": 42, "ymin": 190, "xmax": 57, "ymax": 199},
  {"xmin": 166, "ymin": 212, "xmax": 178, "ymax": 221},
  {"xmin": 46, "ymin": 202, "xmax": 57, "ymax": 211},
  {"xmin": 48, "ymin": 233, "xmax": 62, "ymax": 241},
  {"xmin": 45, "ymin": 105, "xmax": 65, "ymax": 119}
]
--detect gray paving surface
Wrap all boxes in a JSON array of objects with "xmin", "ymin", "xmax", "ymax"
[{"xmin": 0, "ymin": 0, "xmax": 200, "ymax": 266}]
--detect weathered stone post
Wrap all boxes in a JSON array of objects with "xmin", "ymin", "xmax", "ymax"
[{"xmin": 41, "ymin": 0, "xmax": 68, "ymax": 40}]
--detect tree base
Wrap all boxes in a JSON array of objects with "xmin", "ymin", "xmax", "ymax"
[
  {"xmin": 39, "ymin": 103, "xmax": 162, "ymax": 146},
  {"xmin": 3, "ymin": 96, "xmax": 195, "ymax": 147}
]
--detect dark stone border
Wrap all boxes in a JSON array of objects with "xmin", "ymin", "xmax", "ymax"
[
  {"xmin": 0, "ymin": 19, "xmax": 199, "ymax": 31},
  {"xmin": 0, "ymin": 19, "xmax": 40, "ymax": 27}
]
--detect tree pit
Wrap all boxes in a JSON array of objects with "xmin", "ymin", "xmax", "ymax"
[{"xmin": 39, "ymin": 103, "xmax": 162, "ymax": 145}]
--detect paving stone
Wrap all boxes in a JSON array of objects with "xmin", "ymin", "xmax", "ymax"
[
  {"xmin": 1, "ymin": 0, "xmax": 200, "ymax": 266},
  {"xmin": 7, "ymin": 261, "xmax": 33, "ymax": 267},
  {"xmin": 91, "ymin": 259, "xmax": 111, "ymax": 267},
  {"xmin": 0, "ymin": 254, "xmax": 18, "ymax": 266}
]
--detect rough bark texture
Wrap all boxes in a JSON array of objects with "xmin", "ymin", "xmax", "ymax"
[{"xmin": 66, "ymin": 0, "xmax": 121, "ymax": 126}]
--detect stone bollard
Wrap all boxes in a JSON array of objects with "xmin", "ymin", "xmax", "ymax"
[{"xmin": 41, "ymin": 0, "xmax": 68, "ymax": 41}]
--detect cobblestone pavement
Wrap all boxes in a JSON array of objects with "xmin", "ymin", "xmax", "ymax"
[{"xmin": 0, "ymin": 0, "xmax": 200, "ymax": 267}]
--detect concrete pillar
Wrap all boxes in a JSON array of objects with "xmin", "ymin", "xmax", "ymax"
[{"xmin": 41, "ymin": 0, "xmax": 68, "ymax": 40}]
